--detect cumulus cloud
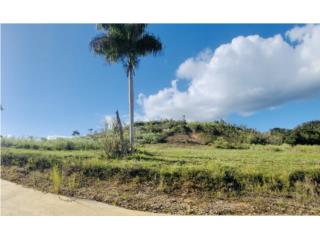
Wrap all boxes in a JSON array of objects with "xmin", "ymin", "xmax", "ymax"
[
  {"xmin": 138, "ymin": 24, "xmax": 320, "ymax": 121},
  {"xmin": 104, "ymin": 115, "xmax": 115, "ymax": 128}
]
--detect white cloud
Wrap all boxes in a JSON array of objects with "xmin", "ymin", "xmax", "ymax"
[
  {"xmin": 138, "ymin": 24, "xmax": 320, "ymax": 121},
  {"xmin": 104, "ymin": 115, "xmax": 115, "ymax": 129}
]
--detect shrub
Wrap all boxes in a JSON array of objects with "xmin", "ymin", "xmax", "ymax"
[
  {"xmin": 160, "ymin": 171, "xmax": 182, "ymax": 192},
  {"xmin": 83, "ymin": 165, "xmax": 112, "ymax": 180},
  {"xmin": 1, "ymin": 152, "xmax": 28, "ymax": 167},
  {"xmin": 189, "ymin": 122, "xmax": 204, "ymax": 133},
  {"xmin": 249, "ymin": 133, "xmax": 268, "ymax": 145},
  {"xmin": 289, "ymin": 170, "xmax": 306, "ymax": 188},
  {"xmin": 185, "ymin": 169, "xmax": 218, "ymax": 191},
  {"xmin": 172, "ymin": 121, "xmax": 192, "ymax": 135},
  {"xmin": 214, "ymin": 137, "xmax": 250, "ymax": 149},
  {"xmin": 136, "ymin": 132, "xmax": 166, "ymax": 144},
  {"xmin": 222, "ymin": 169, "xmax": 243, "ymax": 192},
  {"xmin": 28, "ymin": 157, "xmax": 53, "ymax": 171},
  {"xmin": 266, "ymin": 134, "xmax": 284, "ymax": 145},
  {"xmin": 101, "ymin": 134, "xmax": 131, "ymax": 159},
  {"xmin": 123, "ymin": 168, "xmax": 160, "ymax": 182},
  {"xmin": 214, "ymin": 137, "xmax": 229, "ymax": 149},
  {"xmin": 286, "ymin": 121, "xmax": 320, "ymax": 145},
  {"xmin": 270, "ymin": 177, "xmax": 285, "ymax": 191},
  {"xmin": 248, "ymin": 173, "xmax": 264, "ymax": 187}
]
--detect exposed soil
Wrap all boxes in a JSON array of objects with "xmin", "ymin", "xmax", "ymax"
[{"xmin": 1, "ymin": 166, "xmax": 320, "ymax": 215}]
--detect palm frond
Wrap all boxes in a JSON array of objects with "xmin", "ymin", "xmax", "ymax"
[
  {"xmin": 126, "ymin": 24, "xmax": 147, "ymax": 40},
  {"xmin": 136, "ymin": 33, "xmax": 163, "ymax": 56},
  {"xmin": 96, "ymin": 24, "xmax": 110, "ymax": 32},
  {"xmin": 90, "ymin": 34, "xmax": 108, "ymax": 55},
  {"xmin": 90, "ymin": 24, "xmax": 162, "ymax": 70},
  {"xmin": 90, "ymin": 34, "xmax": 129, "ymax": 63}
]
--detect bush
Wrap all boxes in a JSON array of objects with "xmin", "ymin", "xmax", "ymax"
[
  {"xmin": 269, "ymin": 128, "xmax": 291, "ymax": 145},
  {"xmin": 270, "ymin": 177, "xmax": 285, "ymax": 191},
  {"xmin": 266, "ymin": 134, "xmax": 284, "ymax": 145},
  {"xmin": 1, "ymin": 149, "xmax": 65, "ymax": 171},
  {"xmin": 83, "ymin": 164, "xmax": 114, "ymax": 180},
  {"xmin": 189, "ymin": 122, "xmax": 204, "ymax": 133},
  {"xmin": 101, "ymin": 134, "xmax": 130, "ymax": 159},
  {"xmin": 222, "ymin": 169, "xmax": 243, "ymax": 192},
  {"xmin": 248, "ymin": 173, "xmax": 264, "ymax": 187},
  {"xmin": 136, "ymin": 132, "xmax": 166, "ymax": 144},
  {"xmin": 289, "ymin": 170, "xmax": 306, "ymax": 188},
  {"xmin": 185, "ymin": 169, "xmax": 218, "ymax": 191},
  {"xmin": 123, "ymin": 168, "xmax": 160, "ymax": 182},
  {"xmin": 214, "ymin": 137, "xmax": 250, "ymax": 149},
  {"xmin": 1, "ymin": 151, "xmax": 29, "ymax": 167},
  {"xmin": 28, "ymin": 157, "xmax": 53, "ymax": 171},
  {"xmin": 286, "ymin": 121, "xmax": 320, "ymax": 145},
  {"xmin": 160, "ymin": 170, "xmax": 183, "ymax": 192},
  {"xmin": 249, "ymin": 133, "xmax": 268, "ymax": 145}
]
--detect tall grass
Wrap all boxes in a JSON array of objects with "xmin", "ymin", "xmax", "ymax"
[
  {"xmin": 1, "ymin": 136, "xmax": 101, "ymax": 151},
  {"xmin": 2, "ymin": 145, "xmax": 320, "ymax": 196},
  {"xmin": 51, "ymin": 164, "xmax": 62, "ymax": 193}
]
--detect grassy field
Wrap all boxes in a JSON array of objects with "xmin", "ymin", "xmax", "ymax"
[{"xmin": 1, "ymin": 143, "xmax": 320, "ymax": 214}]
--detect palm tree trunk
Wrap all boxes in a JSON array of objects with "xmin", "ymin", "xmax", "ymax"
[{"xmin": 128, "ymin": 68, "xmax": 134, "ymax": 147}]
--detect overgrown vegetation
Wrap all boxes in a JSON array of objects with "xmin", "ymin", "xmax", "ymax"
[
  {"xmin": 51, "ymin": 164, "xmax": 63, "ymax": 193},
  {"xmin": 134, "ymin": 119, "xmax": 320, "ymax": 147},
  {"xmin": 0, "ymin": 136, "xmax": 101, "ymax": 151},
  {"xmin": 100, "ymin": 114, "xmax": 132, "ymax": 159},
  {"xmin": 285, "ymin": 121, "xmax": 320, "ymax": 145},
  {"xmin": 2, "ymin": 120, "xmax": 319, "ymax": 151},
  {"xmin": 1, "ymin": 119, "xmax": 319, "ymax": 214},
  {"xmin": 2, "ymin": 144, "xmax": 320, "ymax": 196}
]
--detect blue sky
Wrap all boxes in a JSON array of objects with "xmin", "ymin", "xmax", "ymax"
[{"xmin": 1, "ymin": 24, "xmax": 320, "ymax": 137}]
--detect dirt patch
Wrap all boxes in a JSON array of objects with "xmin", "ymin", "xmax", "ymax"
[
  {"xmin": 166, "ymin": 133, "xmax": 212, "ymax": 145},
  {"xmin": 1, "ymin": 166, "xmax": 320, "ymax": 215}
]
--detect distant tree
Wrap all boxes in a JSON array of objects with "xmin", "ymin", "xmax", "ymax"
[
  {"xmin": 72, "ymin": 130, "xmax": 80, "ymax": 136},
  {"xmin": 270, "ymin": 128, "xmax": 291, "ymax": 135},
  {"xmin": 286, "ymin": 121, "xmax": 320, "ymax": 145},
  {"xmin": 269, "ymin": 128, "xmax": 291, "ymax": 144},
  {"xmin": 90, "ymin": 24, "xmax": 163, "ymax": 147}
]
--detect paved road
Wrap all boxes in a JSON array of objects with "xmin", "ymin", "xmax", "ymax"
[{"xmin": 1, "ymin": 180, "xmax": 155, "ymax": 216}]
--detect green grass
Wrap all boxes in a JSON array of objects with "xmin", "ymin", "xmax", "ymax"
[
  {"xmin": 51, "ymin": 164, "xmax": 63, "ymax": 193},
  {"xmin": 144, "ymin": 144, "xmax": 320, "ymax": 174},
  {"xmin": 1, "ymin": 136, "xmax": 101, "ymax": 150},
  {"xmin": 1, "ymin": 144, "xmax": 320, "ymax": 195}
]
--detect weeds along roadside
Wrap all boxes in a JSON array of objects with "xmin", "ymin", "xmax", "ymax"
[{"xmin": 1, "ymin": 147, "xmax": 320, "ymax": 197}]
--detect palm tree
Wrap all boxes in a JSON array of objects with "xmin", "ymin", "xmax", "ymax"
[{"xmin": 90, "ymin": 24, "xmax": 163, "ymax": 147}]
